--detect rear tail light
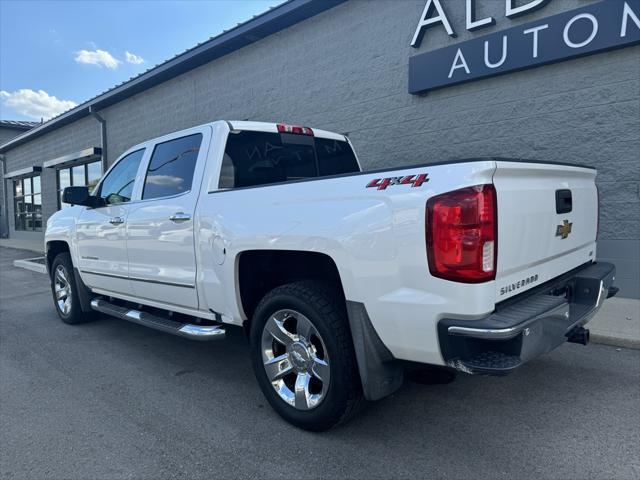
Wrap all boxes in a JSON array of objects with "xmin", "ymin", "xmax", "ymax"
[
  {"xmin": 426, "ymin": 184, "xmax": 497, "ymax": 283},
  {"xmin": 277, "ymin": 123, "xmax": 314, "ymax": 136}
]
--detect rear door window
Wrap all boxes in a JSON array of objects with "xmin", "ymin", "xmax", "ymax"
[
  {"xmin": 220, "ymin": 130, "xmax": 359, "ymax": 189},
  {"xmin": 142, "ymin": 133, "xmax": 202, "ymax": 200}
]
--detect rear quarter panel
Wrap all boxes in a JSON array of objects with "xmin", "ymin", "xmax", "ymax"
[{"xmin": 196, "ymin": 160, "xmax": 497, "ymax": 365}]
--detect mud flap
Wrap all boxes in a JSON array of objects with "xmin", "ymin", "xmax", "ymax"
[
  {"xmin": 346, "ymin": 301, "xmax": 403, "ymax": 401},
  {"xmin": 73, "ymin": 268, "xmax": 95, "ymax": 313}
]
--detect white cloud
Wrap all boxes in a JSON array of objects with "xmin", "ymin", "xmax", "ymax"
[
  {"xmin": 0, "ymin": 89, "xmax": 77, "ymax": 121},
  {"xmin": 74, "ymin": 49, "xmax": 120, "ymax": 69},
  {"xmin": 125, "ymin": 51, "xmax": 144, "ymax": 65},
  {"xmin": 146, "ymin": 175, "xmax": 184, "ymax": 186}
]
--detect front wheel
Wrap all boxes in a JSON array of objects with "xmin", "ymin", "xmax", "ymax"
[
  {"xmin": 50, "ymin": 252, "xmax": 93, "ymax": 324},
  {"xmin": 250, "ymin": 281, "xmax": 363, "ymax": 431}
]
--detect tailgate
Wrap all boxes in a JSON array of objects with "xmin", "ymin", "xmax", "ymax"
[{"xmin": 493, "ymin": 161, "xmax": 598, "ymax": 301}]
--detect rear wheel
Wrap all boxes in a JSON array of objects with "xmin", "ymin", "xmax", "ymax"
[
  {"xmin": 50, "ymin": 252, "xmax": 93, "ymax": 324},
  {"xmin": 250, "ymin": 281, "xmax": 363, "ymax": 431}
]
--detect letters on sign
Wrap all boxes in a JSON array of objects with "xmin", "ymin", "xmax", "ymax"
[
  {"xmin": 408, "ymin": 0, "xmax": 640, "ymax": 94},
  {"xmin": 412, "ymin": 0, "xmax": 552, "ymax": 47}
]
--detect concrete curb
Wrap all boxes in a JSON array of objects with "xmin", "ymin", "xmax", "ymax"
[
  {"xmin": 590, "ymin": 334, "xmax": 640, "ymax": 350},
  {"xmin": 587, "ymin": 296, "xmax": 640, "ymax": 350},
  {"xmin": 0, "ymin": 238, "xmax": 43, "ymax": 254},
  {"xmin": 13, "ymin": 258, "xmax": 47, "ymax": 274}
]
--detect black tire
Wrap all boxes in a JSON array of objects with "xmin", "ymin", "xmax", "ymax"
[
  {"xmin": 50, "ymin": 252, "xmax": 93, "ymax": 324},
  {"xmin": 250, "ymin": 281, "xmax": 363, "ymax": 431}
]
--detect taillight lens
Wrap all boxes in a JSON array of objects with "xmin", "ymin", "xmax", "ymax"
[
  {"xmin": 426, "ymin": 184, "xmax": 497, "ymax": 283},
  {"xmin": 277, "ymin": 123, "xmax": 314, "ymax": 136}
]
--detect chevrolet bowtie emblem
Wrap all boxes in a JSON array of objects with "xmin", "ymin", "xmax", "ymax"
[{"xmin": 556, "ymin": 219, "xmax": 573, "ymax": 239}]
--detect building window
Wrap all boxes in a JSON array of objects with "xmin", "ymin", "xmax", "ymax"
[
  {"xmin": 14, "ymin": 176, "xmax": 42, "ymax": 231},
  {"xmin": 57, "ymin": 160, "xmax": 102, "ymax": 208}
]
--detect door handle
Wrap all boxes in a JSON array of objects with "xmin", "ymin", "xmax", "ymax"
[
  {"xmin": 109, "ymin": 216, "xmax": 124, "ymax": 225},
  {"xmin": 169, "ymin": 212, "xmax": 191, "ymax": 223}
]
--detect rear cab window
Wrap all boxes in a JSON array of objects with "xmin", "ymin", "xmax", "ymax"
[{"xmin": 219, "ymin": 130, "xmax": 360, "ymax": 189}]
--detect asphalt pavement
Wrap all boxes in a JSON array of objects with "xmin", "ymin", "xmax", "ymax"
[{"xmin": 1, "ymin": 246, "xmax": 639, "ymax": 480}]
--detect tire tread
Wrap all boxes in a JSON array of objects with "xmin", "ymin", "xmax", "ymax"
[
  {"xmin": 51, "ymin": 252, "xmax": 94, "ymax": 324},
  {"xmin": 253, "ymin": 280, "xmax": 364, "ymax": 430}
]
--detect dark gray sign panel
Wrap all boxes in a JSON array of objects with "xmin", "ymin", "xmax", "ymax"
[{"xmin": 409, "ymin": 0, "xmax": 640, "ymax": 94}]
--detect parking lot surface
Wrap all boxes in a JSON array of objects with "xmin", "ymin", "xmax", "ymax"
[{"xmin": 1, "ymin": 247, "xmax": 639, "ymax": 480}]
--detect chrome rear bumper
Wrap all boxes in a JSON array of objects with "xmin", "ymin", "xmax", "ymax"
[{"xmin": 438, "ymin": 262, "xmax": 617, "ymax": 375}]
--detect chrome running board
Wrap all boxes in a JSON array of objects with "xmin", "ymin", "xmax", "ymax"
[{"xmin": 90, "ymin": 298, "xmax": 225, "ymax": 341}]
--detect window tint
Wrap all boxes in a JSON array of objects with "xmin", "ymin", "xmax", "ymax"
[
  {"xmin": 220, "ymin": 131, "xmax": 317, "ymax": 189},
  {"xmin": 220, "ymin": 131, "xmax": 359, "ymax": 189},
  {"xmin": 316, "ymin": 138, "xmax": 359, "ymax": 176},
  {"xmin": 98, "ymin": 149, "xmax": 145, "ymax": 205},
  {"xmin": 142, "ymin": 133, "xmax": 202, "ymax": 200}
]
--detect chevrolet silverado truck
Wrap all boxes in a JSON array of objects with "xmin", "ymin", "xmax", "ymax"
[{"xmin": 45, "ymin": 120, "xmax": 617, "ymax": 431}]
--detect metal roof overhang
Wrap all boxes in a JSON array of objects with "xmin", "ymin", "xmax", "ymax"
[
  {"xmin": 4, "ymin": 166, "xmax": 42, "ymax": 179},
  {"xmin": 0, "ymin": 122, "xmax": 38, "ymax": 131},
  {"xmin": 43, "ymin": 147, "xmax": 102, "ymax": 169},
  {"xmin": 0, "ymin": 0, "xmax": 347, "ymax": 154}
]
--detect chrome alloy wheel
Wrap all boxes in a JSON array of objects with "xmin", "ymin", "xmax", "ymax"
[
  {"xmin": 54, "ymin": 265, "xmax": 72, "ymax": 315},
  {"xmin": 261, "ymin": 309, "xmax": 330, "ymax": 411}
]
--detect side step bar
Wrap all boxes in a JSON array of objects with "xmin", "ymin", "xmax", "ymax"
[{"xmin": 90, "ymin": 298, "xmax": 225, "ymax": 341}]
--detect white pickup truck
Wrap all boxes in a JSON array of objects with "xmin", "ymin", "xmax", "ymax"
[{"xmin": 46, "ymin": 120, "xmax": 617, "ymax": 431}]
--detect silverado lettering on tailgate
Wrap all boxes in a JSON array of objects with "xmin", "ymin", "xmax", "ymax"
[{"xmin": 500, "ymin": 274, "xmax": 539, "ymax": 296}]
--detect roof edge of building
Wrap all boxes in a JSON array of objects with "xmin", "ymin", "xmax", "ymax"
[
  {"xmin": 0, "ymin": 120, "xmax": 40, "ymax": 131},
  {"xmin": 0, "ymin": 0, "xmax": 347, "ymax": 154}
]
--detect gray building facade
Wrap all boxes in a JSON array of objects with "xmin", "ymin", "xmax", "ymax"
[
  {"xmin": 1, "ymin": 0, "xmax": 638, "ymax": 297},
  {"xmin": 0, "ymin": 120, "xmax": 38, "ymax": 237}
]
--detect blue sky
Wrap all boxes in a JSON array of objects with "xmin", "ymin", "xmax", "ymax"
[{"xmin": 0, "ymin": 0, "xmax": 281, "ymax": 121}]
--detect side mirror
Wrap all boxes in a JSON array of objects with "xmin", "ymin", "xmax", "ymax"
[{"xmin": 62, "ymin": 186, "xmax": 101, "ymax": 208}]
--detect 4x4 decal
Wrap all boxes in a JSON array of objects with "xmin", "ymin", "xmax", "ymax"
[{"xmin": 366, "ymin": 173, "xmax": 429, "ymax": 190}]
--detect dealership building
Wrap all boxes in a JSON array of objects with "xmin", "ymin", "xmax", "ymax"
[{"xmin": 0, "ymin": 0, "xmax": 638, "ymax": 297}]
